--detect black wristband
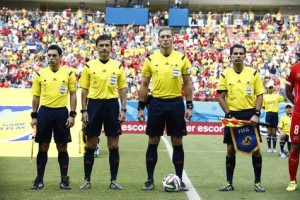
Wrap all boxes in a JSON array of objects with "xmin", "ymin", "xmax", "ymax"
[
  {"xmin": 225, "ymin": 112, "xmax": 233, "ymax": 118},
  {"xmin": 254, "ymin": 109, "xmax": 261, "ymax": 117},
  {"xmin": 121, "ymin": 108, "xmax": 127, "ymax": 113},
  {"xmin": 186, "ymin": 101, "xmax": 193, "ymax": 109},
  {"xmin": 69, "ymin": 111, "xmax": 77, "ymax": 118},
  {"xmin": 31, "ymin": 112, "xmax": 38, "ymax": 119},
  {"xmin": 80, "ymin": 109, "xmax": 87, "ymax": 114},
  {"xmin": 137, "ymin": 101, "xmax": 146, "ymax": 111}
]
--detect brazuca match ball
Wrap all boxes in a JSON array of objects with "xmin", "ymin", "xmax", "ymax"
[{"xmin": 162, "ymin": 174, "xmax": 181, "ymax": 192}]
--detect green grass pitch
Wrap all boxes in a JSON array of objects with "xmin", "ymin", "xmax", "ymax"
[{"xmin": 0, "ymin": 135, "xmax": 299, "ymax": 200}]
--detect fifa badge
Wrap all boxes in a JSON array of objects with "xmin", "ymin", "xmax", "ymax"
[
  {"xmin": 245, "ymin": 86, "xmax": 252, "ymax": 95},
  {"xmin": 60, "ymin": 85, "xmax": 67, "ymax": 94},
  {"xmin": 110, "ymin": 76, "xmax": 117, "ymax": 85},
  {"xmin": 172, "ymin": 69, "xmax": 179, "ymax": 78}
]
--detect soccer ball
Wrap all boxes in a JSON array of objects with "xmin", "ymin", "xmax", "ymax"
[{"xmin": 162, "ymin": 174, "xmax": 181, "ymax": 192}]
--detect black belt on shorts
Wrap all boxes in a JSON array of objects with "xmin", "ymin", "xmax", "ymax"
[
  {"xmin": 40, "ymin": 106, "xmax": 66, "ymax": 109},
  {"xmin": 88, "ymin": 98, "xmax": 118, "ymax": 102},
  {"xmin": 152, "ymin": 96, "xmax": 182, "ymax": 102}
]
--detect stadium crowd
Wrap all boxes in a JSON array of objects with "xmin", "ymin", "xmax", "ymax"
[{"xmin": 0, "ymin": 7, "xmax": 299, "ymax": 101}]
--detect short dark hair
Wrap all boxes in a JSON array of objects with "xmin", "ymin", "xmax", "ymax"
[
  {"xmin": 158, "ymin": 27, "xmax": 172, "ymax": 37},
  {"xmin": 95, "ymin": 34, "xmax": 112, "ymax": 46},
  {"xmin": 230, "ymin": 44, "xmax": 246, "ymax": 55},
  {"xmin": 47, "ymin": 44, "xmax": 62, "ymax": 56},
  {"xmin": 285, "ymin": 104, "xmax": 292, "ymax": 108}
]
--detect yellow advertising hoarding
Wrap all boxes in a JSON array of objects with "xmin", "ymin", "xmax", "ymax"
[{"xmin": 0, "ymin": 88, "xmax": 82, "ymax": 157}]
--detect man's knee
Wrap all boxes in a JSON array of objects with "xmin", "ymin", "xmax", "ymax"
[
  {"xmin": 226, "ymin": 144, "xmax": 236, "ymax": 157},
  {"xmin": 39, "ymin": 143, "xmax": 50, "ymax": 152},
  {"xmin": 252, "ymin": 148, "xmax": 261, "ymax": 157},
  {"xmin": 108, "ymin": 136, "xmax": 119, "ymax": 149},
  {"xmin": 149, "ymin": 136, "xmax": 160, "ymax": 145},
  {"xmin": 86, "ymin": 136, "xmax": 99, "ymax": 149},
  {"xmin": 56, "ymin": 143, "xmax": 67, "ymax": 152},
  {"xmin": 171, "ymin": 136, "xmax": 183, "ymax": 146}
]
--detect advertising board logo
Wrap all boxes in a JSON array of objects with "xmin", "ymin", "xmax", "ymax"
[{"xmin": 0, "ymin": 106, "xmax": 32, "ymax": 142}]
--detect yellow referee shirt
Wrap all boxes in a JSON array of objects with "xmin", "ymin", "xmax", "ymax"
[
  {"xmin": 263, "ymin": 93, "xmax": 285, "ymax": 112},
  {"xmin": 31, "ymin": 67, "xmax": 77, "ymax": 108},
  {"xmin": 79, "ymin": 59, "xmax": 127, "ymax": 99},
  {"xmin": 278, "ymin": 115, "xmax": 291, "ymax": 135},
  {"xmin": 142, "ymin": 50, "xmax": 191, "ymax": 99},
  {"xmin": 216, "ymin": 66, "xmax": 265, "ymax": 111}
]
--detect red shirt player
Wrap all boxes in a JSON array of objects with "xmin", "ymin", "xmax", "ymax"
[{"xmin": 285, "ymin": 57, "xmax": 300, "ymax": 191}]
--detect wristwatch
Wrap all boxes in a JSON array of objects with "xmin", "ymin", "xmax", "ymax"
[
  {"xmin": 80, "ymin": 109, "xmax": 88, "ymax": 114},
  {"xmin": 121, "ymin": 108, "xmax": 127, "ymax": 113},
  {"xmin": 69, "ymin": 111, "xmax": 77, "ymax": 118},
  {"xmin": 254, "ymin": 110, "xmax": 261, "ymax": 117}
]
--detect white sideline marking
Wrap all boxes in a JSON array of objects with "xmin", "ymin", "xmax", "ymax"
[{"xmin": 162, "ymin": 136, "xmax": 201, "ymax": 200}]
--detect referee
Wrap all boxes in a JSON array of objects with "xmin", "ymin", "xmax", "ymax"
[
  {"xmin": 138, "ymin": 27, "xmax": 193, "ymax": 191},
  {"xmin": 217, "ymin": 44, "xmax": 265, "ymax": 192},
  {"xmin": 79, "ymin": 35, "xmax": 127, "ymax": 190},
  {"xmin": 30, "ymin": 44, "xmax": 77, "ymax": 190}
]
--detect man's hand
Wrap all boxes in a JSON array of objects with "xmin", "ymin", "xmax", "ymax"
[
  {"xmin": 280, "ymin": 133, "xmax": 286, "ymax": 141},
  {"xmin": 185, "ymin": 109, "xmax": 193, "ymax": 121},
  {"xmin": 138, "ymin": 110, "xmax": 145, "ymax": 123},
  {"xmin": 119, "ymin": 110, "xmax": 126, "ymax": 123},
  {"xmin": 249, "ymin": 115, "xmax": 259, "ymax": 126},
  {"xmin": 81, "ymin": 112, "xmax": 89, "ymax": 128},
  {"xmin": 66, "ymin": 116, "xmax": 75, "ymax": 128},
  {"xmin": 30, "ymin": 118, "xmax": 37, "ymax": 128}
]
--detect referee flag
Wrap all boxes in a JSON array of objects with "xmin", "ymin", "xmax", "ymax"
[
  {"xmin": 219, "ymin": 118, "xmax": 269, "ymax": 127},
  {"xmin": 30, "ymin": 125, "xmax": 36, "ymax": 164}
]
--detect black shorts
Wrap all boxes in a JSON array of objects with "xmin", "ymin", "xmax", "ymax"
[
  {"xmin": 84, "ymin": 98, "xmax": 121, "ymax": 137},
  {"xmin": 223, "ymin": 109, "xmax": 262, "ymax": 144},
  {"xmin": 265, "ymin": 112, "xmax": 278, "ymax": 128},
  {"xmin": 146, "ymin": 97, "xmax": 187, "ymax": 136},
  {"xmin": 36, "ymin": 106, "xmax": 71, "ymax": 144}
]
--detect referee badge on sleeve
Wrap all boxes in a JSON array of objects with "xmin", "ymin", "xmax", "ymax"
[
  {"xmin": 110, "ymin": 76, "xmax": 117, "ymax": 85},
  {"xmin": 60, "ymin": 85, "xmax": 67, "ymax": 94},
  {"xmin": 172, "ymin": 69, "xmax": 180, "ymax": 78}
]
